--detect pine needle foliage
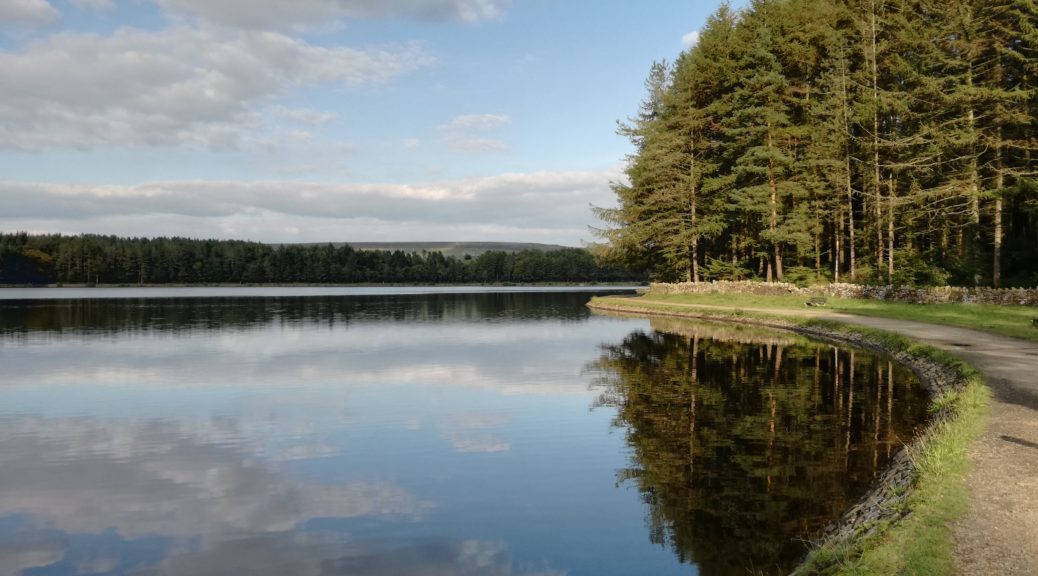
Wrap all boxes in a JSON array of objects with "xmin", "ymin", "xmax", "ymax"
[{"xmin": 598, "ymin": 0, "xmax": 1038, "ymax": 287}]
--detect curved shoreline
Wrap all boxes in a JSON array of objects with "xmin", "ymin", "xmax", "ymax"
[
  {"xmin": 588, "ymin": 299, "xmax": 961, "ymax": 395},
  {"xmin": 587, "ymin": 297, "xmax": 987, "ymax": 575}
]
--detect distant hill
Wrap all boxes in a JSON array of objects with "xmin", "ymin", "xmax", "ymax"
[{"xmin": 280, "ymin": 241, "xmax": 575, "ymax": 258}]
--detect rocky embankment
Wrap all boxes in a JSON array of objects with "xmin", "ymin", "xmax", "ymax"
[{"xmin": 787, "ymin": 323, "xmax": 964, "ymax": 549}]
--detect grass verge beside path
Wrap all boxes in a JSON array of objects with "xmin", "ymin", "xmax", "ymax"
[
  {"xmin": 641, "ymin": 292, "xmax": 1038, "ymax": 343},
  {"xmin": 589, "ymin": 296, "xmax": 990, "ymax": 576}
]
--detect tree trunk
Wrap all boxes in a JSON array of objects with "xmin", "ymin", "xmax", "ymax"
[
  {"xmin": 815, "ymin": 232, "xmax": 821, "ymax": 278},
  {"xmin": 768, "ymin": 122, "xmax": 781, "ymax": 282},
  {"xmin": 993, "ymin": 130, "xmax": 1004, "ymax": 288},
  {"xmin": 994, "ymin": 180, "xmax": 1004, "ymax": 288},
  {"xmin": 840, "ymin": 51, "xmax": 856, "ymax": 281},
  {"xmin": 690, "ymin": 141, "xmax": 700, "ymax": 284},
  {"xmin": 846, "ymin": 350, "xmax": 856, "ymax": 467},
  {"xmin": 689, "ymin": 336, "xmax": 698, "ymax": 483},
  {"xmin": 835, "ymin": 205, "xmax": 842, "ymax": 282},
  {"xmin": 887, "ymin": 173, "xmax": 895, "ymax": 283},
  {"xmin": 875, "ymin": 172, "xmax": 883, "ymax": 280},
  {"xmin": 969, "ymin": 123, "xmax": 981, "ymax": 285},
  {"xmin": 869, "ymin": 1, "xmax": 883, "ymax": 280},
  {"xmin": 848, "ymin": 171, "xmax": 856, "ymax": 281},
  {"xmin": 966, "ymin": 60, "xmax": 982, "ymax": 285}
]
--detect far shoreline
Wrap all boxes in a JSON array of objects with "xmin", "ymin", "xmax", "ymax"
[
  {"xmin": 0, "ymin": 282, "xmax": 646, "ymax": 289},
  {"xmin": 0, "ymin": 284, "xmax": 645, "ymax": 300}
]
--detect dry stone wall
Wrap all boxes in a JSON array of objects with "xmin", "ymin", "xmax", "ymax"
[{"xmin": 648, "ymin": 280, "xmax": 1038, "ymax": 306}]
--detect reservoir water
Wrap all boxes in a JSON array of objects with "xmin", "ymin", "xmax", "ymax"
[{"xmin": 0, "ymin": 289, "xmax": 928, "ymax": 575}]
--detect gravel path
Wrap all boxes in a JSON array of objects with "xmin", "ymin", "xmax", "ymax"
[{"xmin": 606, "ymin": 299, "xmax": 1038, "ymax": 575}]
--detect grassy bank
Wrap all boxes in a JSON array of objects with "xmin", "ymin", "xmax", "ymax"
[
  {"xmin": 589, "ymin": 296, "xmax": 990, "ymax": 576},
  {"xmin": 639, "ymin": 292, "xmax": 1038, "ymax": 343}
]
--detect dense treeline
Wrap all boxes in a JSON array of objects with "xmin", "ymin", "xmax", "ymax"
[
  {"xmin": 598, "ymin": 0, "xmax": 1038, "ymax": 287},
  {"xmin": 0, "ymin": 233, "xmax": 643, "ymax": 285}
]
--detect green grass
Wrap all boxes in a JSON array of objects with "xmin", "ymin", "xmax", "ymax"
[
  {"xmin": 589, "ymin": 295, "xmax": 793, "ymax": 325},
  {"xmin": 589, "ymin": 296, "xmax": 992, "ymax": 576},
  {"xmin": 639, "ymin": 292, "xmax": 1038, "ymax": 343}
]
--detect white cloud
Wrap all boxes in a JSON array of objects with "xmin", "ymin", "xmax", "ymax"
[
  {"xmin": 137, "ymin": 538, "xmax": 564, "ymax": 576},
  {"xmin": 441, "ymin": 113, "xmax": 511, "ymax": 131},
  {"xmin": 449, "ymin": 435, "xmax": 510, "ymax": 453},
  {"xmin": 0, "ymin": 537, "xmax": 64, "ymax": 576},
  {"xmin": 681, "ymin": 30, "xmax": 700, "ymax": 48},
  {"xmin": 0, "ymin": 28, "xmax": 432, "ymax": 151},
  {"xmin": 404, "ymin": 137, "xmax": 422, "ymax": 149},
  {"xmin": 447, "ymin": 137, "xmax": 509, "ymax": 152},
  {"xmin": 0, "ymin": 0, "xmax": 60, "ymax": 27},
  {"xmin": 1, "ymin": 313, "xmax": 630, "ymax": 396},
  {"xmin": 70, "ymin": 0, "xmax": 115, "ymax": 10},
  {"xmin": 272, "ymin": 441, "xmax": 342, "ymax": 461},
  {"xmin": 441, "ymin": 113, "xmax": 511, "ymax": 153},
  {"xmin": 0, "ymin": 168, "xmax": 620, "ymax": 244},
  {"xmin": 288, "ymin": 129, "xmax": 315, "ymax": 143},
  {"xmin": 269, "ymin": 105, "xmax": 338, "ymax": 126},
  {"xmin": 155, "ymin": 0, "xmax": 510, "ymax": 30},
  {"xmin": 441, "ymin": 411, "xmax": 511, "ymax": 453},
  {"xmin": 0, "ymin": 416, "xmax": 430, "ymax": 539}
]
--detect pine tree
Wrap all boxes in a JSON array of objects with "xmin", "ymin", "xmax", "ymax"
[
  {"xmin": 721, "ymin": 1, "xmax": 803, "ymax": 282},
  {"xmin": 594, "ymin": 60, "xmax": 675, "ymax": 277}
]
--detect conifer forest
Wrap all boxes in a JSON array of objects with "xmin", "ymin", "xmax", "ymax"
[
  {"xmin": 597, "ymin": 0, "xmax": 1038, "ymax": 287},
  {"xmin": 0, "ymin": 233, "xmax": 639, "ymax": 285}
]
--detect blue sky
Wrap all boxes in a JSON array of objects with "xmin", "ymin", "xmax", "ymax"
[{"xmin": 0, "ymin": 0, "xmax": 742, "ymax": 245}]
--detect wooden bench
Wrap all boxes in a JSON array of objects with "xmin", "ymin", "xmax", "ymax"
[{"xmin": 805, "ymin": 297, "xmax": 828, "ymax": 307}]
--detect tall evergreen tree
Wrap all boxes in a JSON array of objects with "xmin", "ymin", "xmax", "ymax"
[{"xmin": 722, "ymin": 1, "xmax": 804, "ymax": 282}]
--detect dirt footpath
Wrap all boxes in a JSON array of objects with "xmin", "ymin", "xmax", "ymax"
[{"xmin": 611, "ymin": 300, "xmax": 1038, "ymax": 575}]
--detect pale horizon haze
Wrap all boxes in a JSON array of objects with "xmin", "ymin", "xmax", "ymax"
[{"xmin": 0, "ymin": 0, "xmax": 742, "ymax": 246}]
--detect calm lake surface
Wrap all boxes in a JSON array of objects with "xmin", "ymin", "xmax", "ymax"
[{"xmin": 0, "ymin": 289, "xmax": 929, "ymax": 575}]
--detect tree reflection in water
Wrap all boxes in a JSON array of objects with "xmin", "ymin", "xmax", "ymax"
[{"xmin": 587, "ymin": 318, "xmax": 929, "ymax": 575}]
